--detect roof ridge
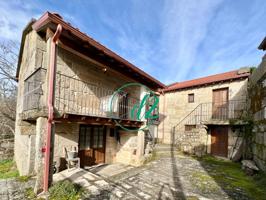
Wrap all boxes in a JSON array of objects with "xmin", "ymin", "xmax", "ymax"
[
  {"xmin": 165, "ymin": 69, "xmax": 250, "ymax": 92},
  {"xmin": 167, "ymin": 69, "xmax": 239, "ymax": 87},
  {"xmin": 30, "ymin": 11, "xmax": 166, "ymax": 88}
]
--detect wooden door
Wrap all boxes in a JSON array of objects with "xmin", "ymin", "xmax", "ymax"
[
  {"xmin": 212, "ymin": 88, "xmax": 229, "ymax": 119},
  {"xmin": 78, "ymin": 125, "xmax": 106, "ymax": 168},
  {"xmin": 211, "ymin": 126, "xmax": 228, "ymax": 157}
]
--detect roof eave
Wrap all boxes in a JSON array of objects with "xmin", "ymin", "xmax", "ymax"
[
  {"xmin": 164, "ymin": 74, "xmax": 250, "ymax": 92},
  {"xmin": 16, "ymin": 19, "xmax": 36, "ymax": 80},
  {"xmin": 31, "ymin": 12, "xmax": 165, "ymax": 89},
  {"xmin": 258, "ymin": 37, "xmax": 266, "ymax": 51}
]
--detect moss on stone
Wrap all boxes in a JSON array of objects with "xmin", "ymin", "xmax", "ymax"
[
  {"xmin": 190, "ymin": 171, "xmax": 220, "ymax": 193},
  {"xmin": 196, "ymin": 156, "xmax": 266, "ymax": 199},
  {"xmin": 0, "ymin": 159, "xmax": 19, "ymax": 179},
  {"xmin": 186, "ymin": 196, "xmax": 199, "ymax": 200},
  {"xmin": 24, "ymin": 188, "xmax": 37, "ymax": 199},
  {"xmin": 17, "ymin": 175, "xmax": 31, "ymax": 182}
]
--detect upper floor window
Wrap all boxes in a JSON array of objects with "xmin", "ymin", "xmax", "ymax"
[{"xmin": 188, "ymin": 93, "xmax": 194, "ymax": 103}]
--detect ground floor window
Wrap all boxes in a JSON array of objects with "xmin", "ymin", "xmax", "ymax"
[{"xmin": 185, "ymin": 125, "xmax": 196, "ymax": 131}]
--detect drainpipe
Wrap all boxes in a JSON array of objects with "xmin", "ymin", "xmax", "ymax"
[
  {"xmin": 162, "ymin": 89, "xmax": 166, "ymax": 143},
  {"xmin": 43, "ymin": 24, "xmax": 62, "ymax": 193}
]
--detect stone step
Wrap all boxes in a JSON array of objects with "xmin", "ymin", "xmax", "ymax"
[{"xmin": 153, "ymin": 144, "xmax": 175, "ymax": 152}]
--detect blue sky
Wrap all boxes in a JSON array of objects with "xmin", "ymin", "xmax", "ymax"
[{"xmin": 0, "ymin": 0, "xmax": 265, "ymax": 84}]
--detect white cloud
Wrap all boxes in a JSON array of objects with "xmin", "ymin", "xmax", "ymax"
[
  {"xmin": 1, "ymin": 0, "xmax": 265, "ymax": 85},
  {"xmin": 94, "ymin": 0, "xmax": 225, "ymax": 83},
  {"xmin": 0, "ymin": 1, "xmax": 39, "ymax": 41},
  {"xmin": 95, "ymin": 0, "xmax": 265, "ymax": 84},
  {"xmin": 157, "ymin": 0, "xmax": 224, "ymax": 83},
  {"xmin": 189, "ymin": 0, "xmax": 266, "ymax": 80}
]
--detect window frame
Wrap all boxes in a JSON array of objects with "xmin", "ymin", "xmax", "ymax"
[
  {"xmin": 185, "ymin": 125, "xmax": 196, "ymax": 131},
  {"xmin": 188, "ymin": 93, "xmax": 194, "ymax": 103}
]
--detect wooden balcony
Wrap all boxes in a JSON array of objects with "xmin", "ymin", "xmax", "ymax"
[{"xmin": 22, "ymin": 68, "xmax": 145, "ymax": 125}]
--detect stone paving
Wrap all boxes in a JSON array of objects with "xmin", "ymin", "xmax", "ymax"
[
  {"xmin": 0, "ymin": 153, "xmax": 253, "ymax": 199},
  {"xmin": 85, "ymin": 155, "xmax": 223, "ymax": 200},
  {"xmin": 0, "ymin": 178, "xmax": 35, "ymax": 200},
  {"xmin": 54, "ymin": 153, "xmax": 252, "ymax": 200}
]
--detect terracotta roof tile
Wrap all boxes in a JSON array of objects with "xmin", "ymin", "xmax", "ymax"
[
  {"xmin": 165, "ymin": 69, "xmax": 250, "ymax": 92},
  {"xmin": 29, "ymin": 12, "xmax": 165, "ymax": 88}
]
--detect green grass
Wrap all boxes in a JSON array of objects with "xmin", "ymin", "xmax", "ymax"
[
  {"xmin": 25, "ymin": 188, "xmax": 38, "ymax": 199},
  {"xmin": 196, "ymin": 156, "xmax": 266, "ymax": 200},
  {"xmin": 25, "ymin": 181, "xmax": 85, "ymax": 200},
  {"xmin": 17, "ymin": 175, "xmax": 31, "ymax": 182},
  {"xmin": 49, "ymin": 180, "xmax": 84, "ymax": 200},
  {"xmin": 0, "ymin": 159, "xmax": 19, "ymax": 179}
]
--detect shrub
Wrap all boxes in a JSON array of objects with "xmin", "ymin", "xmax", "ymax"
[{"xmin": 49, "ymin": 180, "xmax": 84, "ymax": 200}]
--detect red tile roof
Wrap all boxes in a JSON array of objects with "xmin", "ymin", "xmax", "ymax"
[
  {"xmin": 26, "ymin": 12, "xmax": 165, "ymax": 89},
  {"xmin": 165, "ymin": 69, "xmax": 250, "ymax": 92}
]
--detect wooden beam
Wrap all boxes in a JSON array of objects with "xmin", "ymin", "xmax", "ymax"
[
  {"xmin": 54, "ymin": 114, "xmax": 143, "ymax": 128},
  {"xmin": 58, "ymin": 39, "xmax": 138, "ymax": 83}
]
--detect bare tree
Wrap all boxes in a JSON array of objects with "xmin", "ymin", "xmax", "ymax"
[{"xmin": 0, "ymin": 40, "xmax": 18, "ymax": 136}]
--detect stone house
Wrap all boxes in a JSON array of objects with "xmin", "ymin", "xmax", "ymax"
[
  {"xmin": 158, "ymin": 69, "xmax": 250, "ymax": 159},
  {"xmin": 15, "ymin": 11, "xmax": 165, "ymax": 187},
  {"xmin": 16, "ymin": 11, "xmax": 264, "ymax": 193}
]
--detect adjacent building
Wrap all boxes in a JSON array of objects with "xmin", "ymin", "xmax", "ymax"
[{"xmin": 158, "ymin": 68, "xmax": 250, "ymax": 159}]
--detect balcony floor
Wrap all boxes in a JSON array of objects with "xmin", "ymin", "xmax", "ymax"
[
  {"xmin": 202, "ymin": 119, "xmax": 247, "ymax": 125},
  {"xmin": 54, "ymin": 113, "xmax": 143, "ymax": 128}
]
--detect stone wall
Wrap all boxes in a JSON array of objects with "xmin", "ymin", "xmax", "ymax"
[
  {"xmin": 15, "ymin": 29, "xmax": 47, "ymax": 175},
  {"xmin": 115, "ymin": 130, "xmax": 139, "ymax": 165},
  {"xmin": 0, "ymin": 138, "xmax": 14, "ymax": 161},
  {"xmin": 249, "ymin": 53, "xmax": 266, "ymax": 171},
  {"xmin": 55, "ymin": 47, "xmax": 142, "ymax": 117},
  {"xmin": 251, "ymin": 125, "xmax": 266, "ymax": 171},
  {"xmin": 175, "ymin": 125, "xmax": 208, "ymax": 157},
  {"xmin": 176, "ymin": 125, "xmax": 244, "ymax": 159},
  {"xmin": 53, "ymin": 122, "xmax": 79, "ymax": 169},
  {"xmin": 53, "ymin": 123, "xmax": 140, "ymax": 169}
]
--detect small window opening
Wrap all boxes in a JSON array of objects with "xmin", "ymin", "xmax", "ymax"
[{"xmin": 188, "ymin": 93, "xmax": 194, "ymax": 103}]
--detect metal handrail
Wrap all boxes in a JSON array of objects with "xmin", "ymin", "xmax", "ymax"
[
  {"xmin": 173, "ymin": 99, "xmax": 246, "ymax": 133},
  {"xmin": 173, "ymin": 103, "xmax": 202, "ymax": 128},
  {"xmin": 23, "ymin": 68, "xmax": 144, "ymax": 121},
  {"xmin": 172, "ymin": 99, "xmax": 246, "ymax": 146},
  {"xmin": 54, "ymin": 72, "xmax": 142, "ymax": 120}
]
